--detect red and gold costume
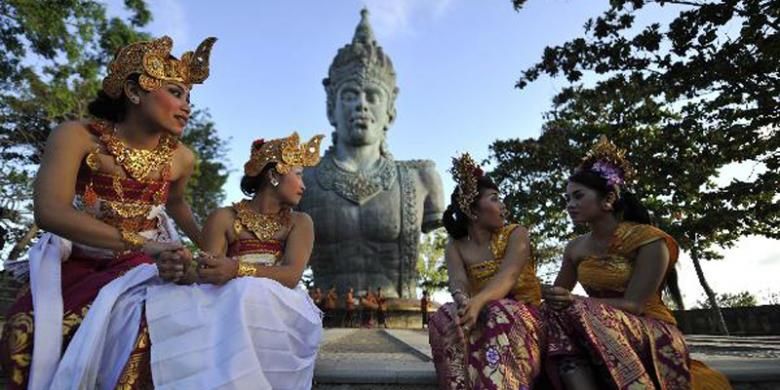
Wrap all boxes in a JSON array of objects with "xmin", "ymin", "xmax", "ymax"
[
  {"xmin": 228, "ymin": 200, "xmax": 285, "ymax": 266},
  {"xmin": 0, "ymin": 121, "xmax": 179, "ymax": 389},
  {"xmin": 129, "ymin": 131, "xmax": 325, "ymax": 389},
  {"xmin": 0, "ymin": 34, "xmax": 215, "ymax": 389}
]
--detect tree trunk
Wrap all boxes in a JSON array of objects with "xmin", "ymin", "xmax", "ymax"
[
  {"xmin": 7, "ymin": 223, "xmax": 38, "ymax": 261},
  {"xmin": 690, "ymin": 239, "xmax": 729, "ymax": 335}
]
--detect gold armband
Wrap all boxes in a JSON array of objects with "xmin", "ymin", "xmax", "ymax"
[
  {"xmin": 120, "ymin": 229, "xmax": 145, "ymax": 251},
  {"xmin": 236, "ymin": 261, "xmax": 257, "ymax": 278}
]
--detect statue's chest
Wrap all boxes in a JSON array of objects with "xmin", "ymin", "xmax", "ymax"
[{"xmin": 303, "ymin": 180, "xmax": 402, "ymax": 242}]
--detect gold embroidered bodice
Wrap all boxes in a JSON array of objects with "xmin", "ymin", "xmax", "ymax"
[
  {"xmin": 228, "ymin": 201, "xmax": 287, "ymax": 266},
  {"xmin": 465, "ymin": 224, "xmax": 542, "ymax": 306},
  {"xmin": 76, "ymin": 121, "xmax": 177, "ymax": 235},
  {"xmin": 576, "ymin": 222, "xmax": 679, "ymax": 324}
]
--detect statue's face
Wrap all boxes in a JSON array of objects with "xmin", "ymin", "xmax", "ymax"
[{"xmin": 332, "ymin": 79, "xmax": 392, "ymax": 147}]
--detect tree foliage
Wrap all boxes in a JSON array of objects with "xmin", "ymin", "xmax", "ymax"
[
  {"xmin": 417, "ymin": 228, "xmax": 449, "ymax": 294},
  {"xmin": 494, "ymin": 0, "xmax": 779, "ymax": 264},
  {"xmin": 695, "ymin": 290, "xmax": 758, "ymax": 308},
  {"xmin": 181, "ymin": 109, "xmax": 230, "ymax": 224},
  {"xmin": 496, "ymin": 0, "xmax": 779, "ymax": 333},
  {"xmin": 0, "ymin": 0, "xmax": 152, "ymax": 254},
  {"xmin": 0, "ymin": 0, "xmax": 229, "ymax": 255}
]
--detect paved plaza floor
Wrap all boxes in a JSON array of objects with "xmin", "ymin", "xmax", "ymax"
[{"xmin": 314, "ymin": 328, "xmax": 780, "ymax": 389}]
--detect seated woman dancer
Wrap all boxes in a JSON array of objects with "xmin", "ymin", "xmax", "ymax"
[
  {"xmin": 0, "ymin": 35, "xmax": 214, "ymax": 389},
  {"xmin": 147, "ymin": 132, "xmax": 326, "ymax": 389},
  {"xmin": 542, "ymin": 136, "xmax": 731, "ymax": 389},
  {"xmin": 429, "ymin": 153, "xmax": 545, "ymax": 390}
]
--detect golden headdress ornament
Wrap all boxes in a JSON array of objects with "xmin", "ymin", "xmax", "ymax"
[
  {"xmin": 449, "ymin": 153, "xmax": 484, "ymax": 219},
  {"xmin": 579, "ymin": 135, "xmax": 636, "ymax": 187},
  {"xmin": 244, "ymin": 132, "xmax": 325, "ymax": 176},
  {"xmin": 102, "ymin": 36, "xmax": 217, "ymax": 99}
]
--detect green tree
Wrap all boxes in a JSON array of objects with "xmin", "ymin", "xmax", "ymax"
[
  {"xmin": 417, "ymin": 228, "xmax": 449, "ymax": 294},
  {"xmin": 695, "ymin": 291, "xmax": 758, "ymax": 309},
  {"xmin": 1, "ymin": 1, "xmax": 229, "ymax": 258},
  {"xmin": 1, "ymin": 0, "xmax": 151, "ymax": 258},
  {"xmin": 181, "ymin": 109, "xmax": 230, "ymax": 224},
  {"xmin": 495, "ymin": 0, "xmax": 780, "ymax": 334}
]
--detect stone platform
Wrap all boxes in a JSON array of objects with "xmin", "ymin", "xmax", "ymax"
[{"xmin": 314, "ymin": 329, "xmax": 780, "ymax": 389}]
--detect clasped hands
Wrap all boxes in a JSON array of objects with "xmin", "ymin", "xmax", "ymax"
[
  {"xmin": 144, "ymin": 241, "xmax": 238, "ymax": 285},
  {"xmin": 542, "ymin": 284, "xmax": 576, "ymax": 310}
]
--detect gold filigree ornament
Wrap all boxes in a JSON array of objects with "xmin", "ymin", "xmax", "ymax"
[
  {"xmin": 449, "ymin": 153, "xmax": 484, "ymax": 219},
  {"xmin": 103, "ymin": 200, "xmax": 152, "ymax": 219},
  {"xmin": 120, "ymin": 229, "xmax": 146, "ymax": 250},
  {"xmin": 236, "ymin": 261, "xmax": 257, "ymax": 278},
  {"xmin": 233, "ymin": 200, "xmax": 291, "ymax": 242},
  {"xmin": 244, "ymin": 132, "xmax": 325, "ymax": 176},
  {"xmin": 102, "ymin": 130, "xmax": 178, "ymax": 181},
  {"xmin": 102, "ymin": 36, "xmax": 217, "ymax": 99}
]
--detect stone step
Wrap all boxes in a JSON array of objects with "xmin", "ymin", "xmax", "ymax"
[{"xmin": 313, "ymin": 329, "xmax": 780, "ymax": 390}]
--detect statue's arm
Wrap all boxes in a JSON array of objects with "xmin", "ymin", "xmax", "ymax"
[{"xmin": 419, "ymin": 163, "xmax": 445, "ymax": 233}]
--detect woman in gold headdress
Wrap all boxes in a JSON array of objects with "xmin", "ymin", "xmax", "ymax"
[
  {"xmin": 0, "ymin": 36, "xmax": 216, "ymax": 389},
  {"xmin": 542, "ymin": 136, "xmax": 731, "ymax": 389},
  {"xmin": 429, "ymin": 153, "xmax": 545, "ymax": 390},
  {"xmin": 141, "ymin": 132, "xmax": 325, "ymax": 389}
]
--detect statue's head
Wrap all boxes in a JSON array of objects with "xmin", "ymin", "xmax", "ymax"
[{"xmin": 323, "ymin": 9, "xmax": 398, "ymax": 153}]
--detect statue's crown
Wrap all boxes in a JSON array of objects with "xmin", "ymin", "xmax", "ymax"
[
  {"xmin": 323, "ymin": 9, "xmax": 397, "ymax": 93},
  {"xmin": 102, "ymin": 35, "xmax": 216, "ymax": 99}
]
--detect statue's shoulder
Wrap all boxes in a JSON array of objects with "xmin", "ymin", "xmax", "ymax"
[
  {"xmin": 395, "ymin": 160, "xmax": 439, "ymax": 177},
  {"xmin": 396, "ymin": 159, "xmax": 443, "ymax": 192},
  {"xmin": 397, "ymin": 159, "xmax": 436, "ymax": 171}
]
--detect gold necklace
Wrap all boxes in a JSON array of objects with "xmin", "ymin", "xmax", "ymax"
[
  {"xmin": 233, "ymin": 200, "xmax": 291, "ymax": 241},
  {"xmin": 101, "ymin": 125, "xmax": 177, "ymax": 181}
]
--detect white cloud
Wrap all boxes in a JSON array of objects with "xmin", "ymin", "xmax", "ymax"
[
  {"xmin": 361, "ymin": 0, "xmax": 455, "ymax": 38},
  {"xmin": 676, "ymin": 236, "xmax": 780, "ymax": 307}
]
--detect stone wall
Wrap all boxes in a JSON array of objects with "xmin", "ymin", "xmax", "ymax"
[{"xmin": 674, "ymin": 305, "xmax": 780, "ymax": 335}]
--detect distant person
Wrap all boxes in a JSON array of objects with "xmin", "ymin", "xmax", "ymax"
[
  {"xmin": 360, "ymin": 287, "xmax": 378, "ymax": 327},
  {"xmin": 323, "ymin": 285, "xmax": 338, "ymax": 327},
  {"xmin": 344, "ymin": 287, "xmax": 355, "ymax": 327},
  {"xmin": 376, "ymin": 287, "xmax": 387, "ymax": 328},
  {"xmin": 421, "ymin": 290, "xmax": 430, "ymax": 329}
]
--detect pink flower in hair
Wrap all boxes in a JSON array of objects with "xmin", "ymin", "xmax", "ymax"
[{"xmin": 591, "ymin": 160, "xmax": 624, "ymax": 187}]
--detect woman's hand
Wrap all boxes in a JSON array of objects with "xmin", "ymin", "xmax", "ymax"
[
  {"xmin": 452, "ymin": 290, "xmax": 470, "ymax": 311},
  {"xmin": 143, "ymin": 241, "xmax": 185, "ymax": 282},
  {"xmin": 457, "ymin": 295, "xmax": 486, "ymax": 333},
  {"xmin": 197, "ymin": 254, "xmax": 238, "ymax": 285},
  {"xmin": 543, "ymin": 285, "xmax": 574, "ymax": 310}
]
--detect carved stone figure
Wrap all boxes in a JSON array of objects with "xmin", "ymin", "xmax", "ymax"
[{"xmin": 299, "ymin": 9, "xmax": 445, "ymax": 299}]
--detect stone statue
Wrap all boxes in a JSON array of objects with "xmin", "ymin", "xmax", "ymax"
[{"xmin": 299, "ymin": 9, "xmax": 445, "ymax": 299}]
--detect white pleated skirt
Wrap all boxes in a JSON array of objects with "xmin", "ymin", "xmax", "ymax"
[{"xmin": 145, "ymin": 277, "xmax": 323, "ymax": 390}]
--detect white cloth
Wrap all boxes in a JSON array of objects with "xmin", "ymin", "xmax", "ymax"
[
  {"xmin": 49, "ymin": 264, "xmax": 159, "ymax": 390},
  {"xmin": 25, "ymin": 209, "xmax": 177, "ymax": 390},
  {"xmin": 145, "ymin": 278, "xmax": 323, "ymax": 390},
  {"xmin": 27, "ymin": 233, "xmax": 70, "ymax": 390}
]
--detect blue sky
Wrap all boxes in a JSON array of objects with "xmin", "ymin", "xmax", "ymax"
[{"xmin": 107, "ymin": 0, "xmax": 779, "ymax": 305}]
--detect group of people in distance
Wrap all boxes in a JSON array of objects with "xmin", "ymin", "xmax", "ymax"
[
  {"xmin": 0, "ymin": 32, "xmax": 734, "ymax": 390},
  {"xmin": 309, "ymin": 285, "xmax": 389, "ymax": 328}
]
